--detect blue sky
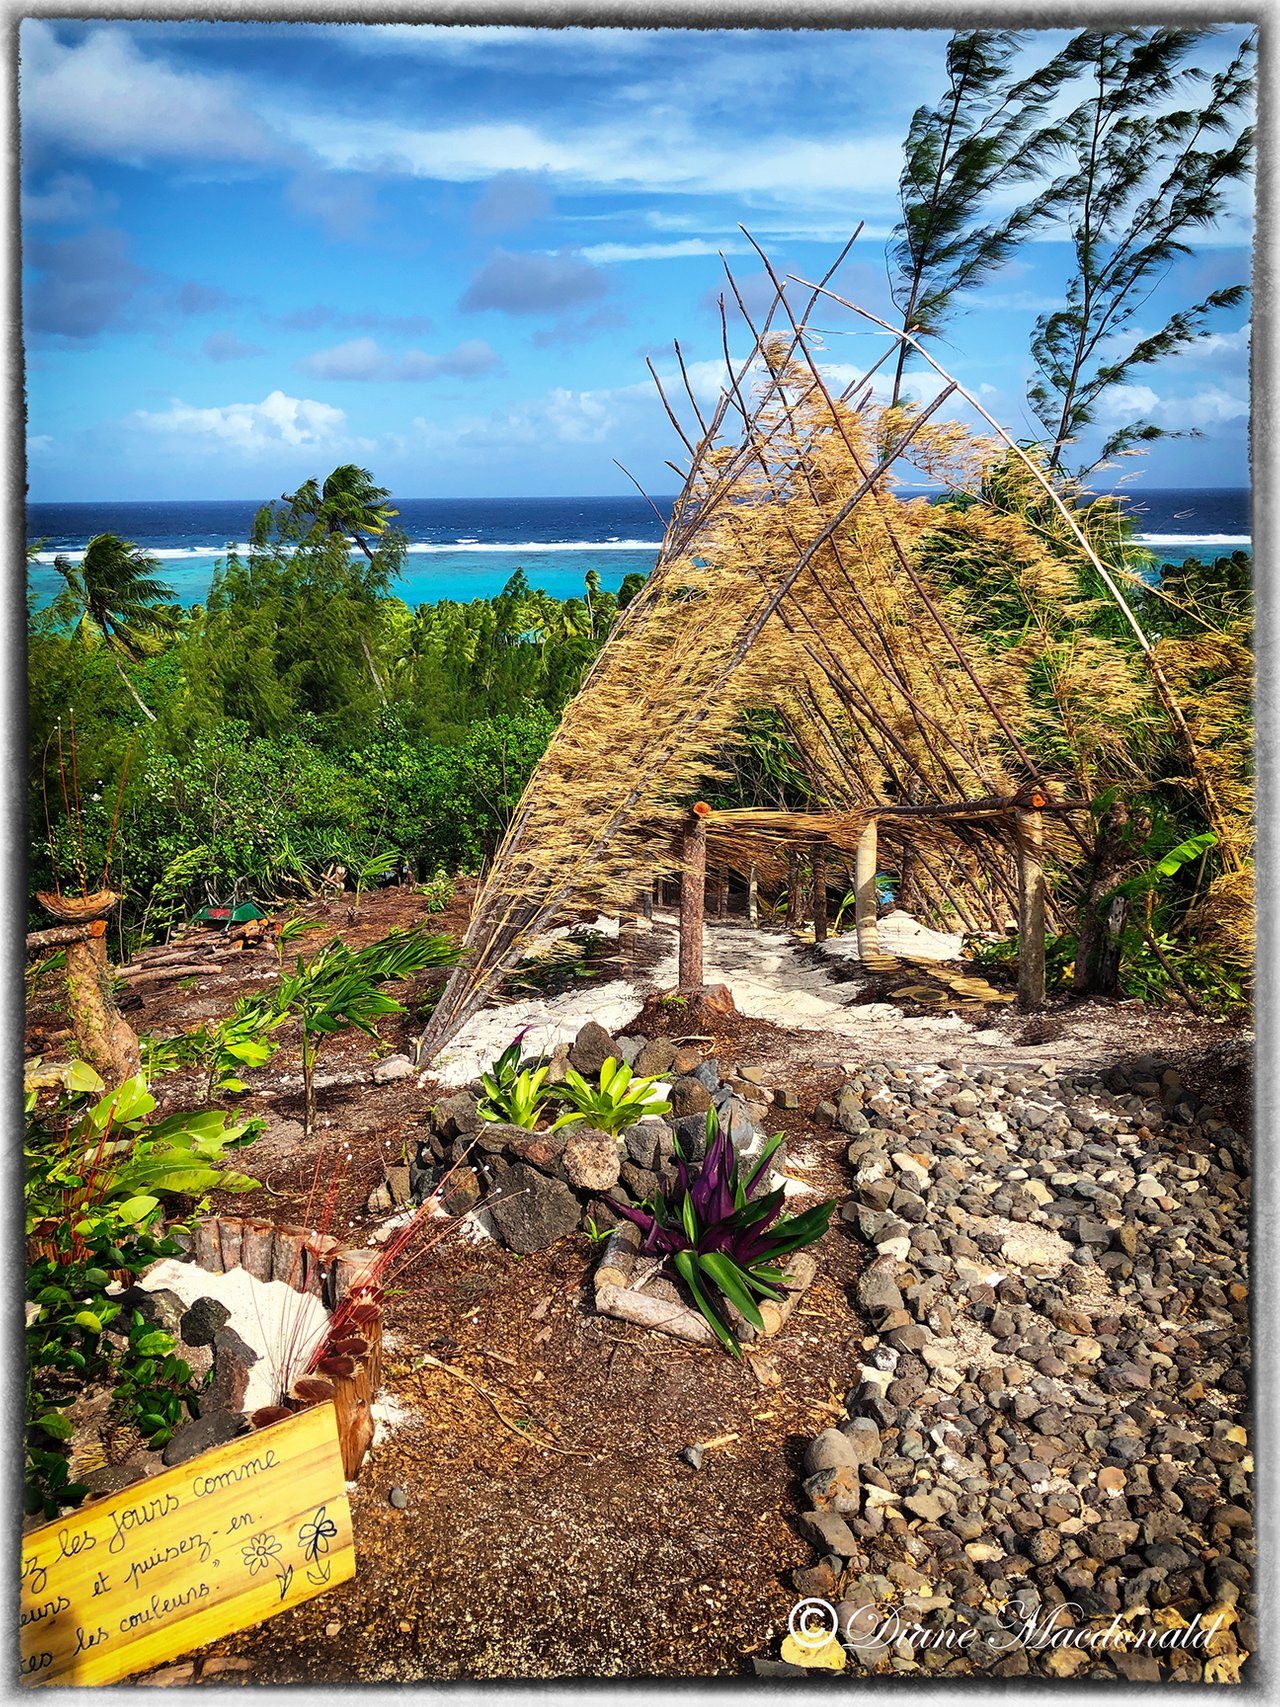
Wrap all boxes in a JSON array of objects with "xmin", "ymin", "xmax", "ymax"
[{"xmin": 20, "ymin": 20, "xmax": 1254, "ymax": 502}]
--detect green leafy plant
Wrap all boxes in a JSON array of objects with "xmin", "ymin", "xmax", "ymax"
[
  {"xmin": 24, "ymin": 1073, "xmax": 261, "ymax": 1515},
  {"xmin": 275, "ymin": 913, "xmax": 322, "ymax": 967},
  {"xmin": 275, "ymin": 925, "xmax": 460, "ymax": 1134},
  {"xmin": 551, "ymin": 1057, "xmax": 672, "ymax": 1137},
  {"xmin": 614, "ymin": 1109, "xmax": 835, "ymax": 1355},
  {"xmin": 477, "ymin": 1068, "xmax": 552, "ymax": 1130},
  {"xmin": 416, "ymin": 870, "xmax": 454, "ymax": 912},
  {"xmin": 143, "ymin": 994, "xmax": 286, "ymax": 1103}
]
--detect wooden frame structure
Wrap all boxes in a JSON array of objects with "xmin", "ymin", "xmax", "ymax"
[{"xmin": 672, "ymin": 789, "xmax": 1066, "ymax": 1009}]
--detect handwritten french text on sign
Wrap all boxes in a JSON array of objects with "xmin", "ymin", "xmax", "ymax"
[{"xmin": 20, "ymin": 1403, "xmax": 354, "ymax": 1687}]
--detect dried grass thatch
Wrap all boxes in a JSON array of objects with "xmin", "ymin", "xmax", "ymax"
[{"xmin": 417, "ymin": 239, "xmax": 1244, "ymax": 1060}]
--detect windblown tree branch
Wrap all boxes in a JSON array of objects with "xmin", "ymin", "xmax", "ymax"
[
  {"xmin": 1025, "ymin": 26, "xmax": 1255, "ymax": 471},
  {"xmin": 888, "ymin": 29, "xmax": 1071, "ymax": 406}
]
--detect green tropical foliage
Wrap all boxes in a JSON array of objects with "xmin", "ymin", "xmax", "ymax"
[{"xmin": 551, "ymin": 1057, "xmax": 672, "ymax": 1136}]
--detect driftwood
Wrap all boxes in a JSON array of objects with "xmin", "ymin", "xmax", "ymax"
[
  {"xmin": 216, "ymin": 1218, "xmax": 243, "ymax": 1270},
  {"xmin": 595, "ymin": 1282, "xmax": 717, "ymax": 1344},
  {"xmin": 271, "ymin": 1227, "xmax": 307, "ymax": 1289},
  {"xmin": 193, "ymin": 1219, "xmax": 223, "ymax": 1273},
  {"xmin": 331, "ymin": 1247, "xmax": 380, "ymax": 1306},
  {"xmin": 315, "ymin": 1354, "xmax": 375, "ymax": 1478}
]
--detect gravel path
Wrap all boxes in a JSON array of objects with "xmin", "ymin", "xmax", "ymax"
[{"xmin": 774, "ymin": 1047, "xmax": 1253, "ymax": 1682}]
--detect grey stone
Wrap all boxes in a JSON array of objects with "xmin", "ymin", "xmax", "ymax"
[
  {"xmin": 563, "ymin": 1128, "xmax": 622, "ymax": 1192},
  {"xmin": 634, "ymin": 1037, "xmax": 677, "ymax": 1078},
  {"xmin": 372, "ymin": 1053, "xmax": 414, "ymax": 1084},
  {"xmin": 623, "ymin": 1122, "xmax": 661, "ymax": 1169},
  {"xmin": 162, "ymin": 1408, "xmax": 244, "ymax": 1466},
  {"xmin": 668, "ymin": 1076, "xmax": 712, "ymax": 1117},
  {"xmin": 680, "ymin": 1444, "xmax": 704, "ymax": 1470},
  {"xmin": 179, "ymin": 1296, "xmax": 231, "ymax": 1348},
  {"xmin": 797, "ymin": 1508, "xmax": 858, "ymax": 1558},
  {"xmin": 435, "ymin": 1091, "xmax": 480, "ymax": 1137},
  {"xmin": 805, "ymin": 1427, "xmax": 862, "ymax": 1476},
  {"xmin": 388, "ymin": 1486, "xmax": 408, "ymax": 1509},
  {"xmin": 489, "ymin": 1163, "xmax": 582, "ymax": 1253},
  {"xmin": 615, "ymin": 1034, "xmax": 644, "ymax": 1066},
  {"xmin": 839, "ymin": 1417, "xmax": 882, "ymax": 1464},
  {"xmin": 207, "ymin": 1326, "xmax": 260, "ymax": 1413}
]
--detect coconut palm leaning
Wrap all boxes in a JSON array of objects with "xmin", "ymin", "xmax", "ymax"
[
  {"xmin": 279, "ymin": 464, "xmax": 403, "ymax": 699},
  {"xmin": 51, "ymin": 533, "xmax": 180, "ymax": 722}
]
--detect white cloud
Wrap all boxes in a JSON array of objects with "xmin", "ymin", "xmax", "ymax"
[
  {"xmin": 1095, "ymin": 382, "xmax": 1248, "ymax": 429},
  {"xmin": 300, "ymin": 337, "xmax": 501, "ymax": 381},
  {"xmin": 20, "ymin": 20, "xmax": 290, "ymax": 166},
  {"xmin": 132, "ymin": 389, "xmax": 353, "ymax": 451},
  {"xmin": 579, "ymin": 238, "xmax": 752, "ymax": 264}
]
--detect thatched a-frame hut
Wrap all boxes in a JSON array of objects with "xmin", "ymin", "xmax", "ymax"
[{"xmin": 417, "ymin": 239, "xmax": 1248, "ymax": 1063}]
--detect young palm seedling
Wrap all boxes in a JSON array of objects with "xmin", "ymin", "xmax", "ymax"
[
  {"xmin": 613, "ymin": 1108, "xmax": 834, "ymax": 1354},
  {"xmin": 275, "ymin": 925, "xmax": 459, "ymax": 1135},
  {"xmin": 551, "ymin": 1056, "xmax": 671, "ymax": 1136}
]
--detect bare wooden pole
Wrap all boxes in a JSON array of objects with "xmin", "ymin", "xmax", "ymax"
[
  {"xmin": 714, "ymin": 864, "xmax": 729, "ymax": 919},
  {"xmin": 786, "ymin": 848, "xmax": 803, "ymax": 928},
  {"xmin": 747, "ymin": 861, "xmax": 759, "ymax": 927},
  {"xmin": 811, "ymin": 842, "xmax": 828, "ymax": 943},
  {"xmin": 1015, "ymin": 806, "xmax": 1047, "ymax": 1011},
  {"xmin": 678, "ymin": 805, "xmax": 709, "ymax": 991},
  {"xmin": 854, "ymin": 819, "xmax": 879, "ymax": 960}
]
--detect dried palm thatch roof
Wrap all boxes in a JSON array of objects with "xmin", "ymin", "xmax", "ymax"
[{"xmin": 417, "ymin": 237, "xmax": 1245, "ymax": 1062}]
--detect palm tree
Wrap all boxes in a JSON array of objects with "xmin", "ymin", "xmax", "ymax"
[
  {"xmin": 52, "ymin": 533, "xmax": 179, "ymax": 721},
  {"xmin": 280, "ymin": 465, "xmax": 403, "ymax": 698}
]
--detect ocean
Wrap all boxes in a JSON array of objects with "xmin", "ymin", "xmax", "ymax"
[{"xmin": 25, "ymin": 488, "xmax": 1251, "ymax": 611}]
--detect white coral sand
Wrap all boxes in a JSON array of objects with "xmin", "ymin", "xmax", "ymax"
[{"xmin": 428, "ymin": 910, "xmax": 991, "ymax": 1088}]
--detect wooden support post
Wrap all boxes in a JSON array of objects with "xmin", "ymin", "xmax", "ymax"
[
  {"xmin": 641, "ymin": 883, "xmax": 654, "ymax": 921},
  {"xmin": 812, "ymin": 843, "xmax": 828, "ymax": 943},
  {"xmin": 678, "ymin": 805, "xmax": 709, "ymax": 991},
  {"xmin": 786, "ymin": 849, "xmax": 802, "ymax": 928},
  {"xmin": 854, "ymin": 819, "xmax": 880, "ymax": 960},
  {"xmin": 1015, "ymin": 806, "xmax": 1047, "ymax": 1010},
  {"xmin": 714, "ymin": 865, "xmax": 729, "ymax": 919},
  {"xmin": 619, "ymin": 908, "xmax": 638, "ymax": 967},
  {"xmin": 747, "ymin": 862, "xmax": 759, "ymax": 927}
]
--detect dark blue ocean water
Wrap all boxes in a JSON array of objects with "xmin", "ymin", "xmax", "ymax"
[{"xmin": 26, "ymin": 488, "xmax": 1250, "ymax": 610}]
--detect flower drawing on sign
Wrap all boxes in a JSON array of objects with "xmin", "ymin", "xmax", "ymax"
[
  {"xmin": 299, "ymin": 1506, "xmax": 338, "ymax": 1564},
  {"xmin": 242, "ymin": 1533, "xmax": 283, "ymax": 1577}
]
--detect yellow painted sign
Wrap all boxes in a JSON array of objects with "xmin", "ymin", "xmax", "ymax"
[{"xmin": 19, "ymin": 1403, "xmax": 355, "ymax": 1687}]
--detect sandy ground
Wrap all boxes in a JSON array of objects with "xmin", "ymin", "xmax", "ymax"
[{"xmin": 429, "ymin": 911, "xmax": 976, "ymax": 1085}]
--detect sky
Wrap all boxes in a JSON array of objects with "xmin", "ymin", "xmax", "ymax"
[{"xmin": 19, "ymin": 19, "xmax": 1255, "ymax": 503}]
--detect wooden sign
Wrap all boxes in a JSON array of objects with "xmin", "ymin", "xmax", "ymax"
[{"xmin": 19, "ymin": 1403, "xmax": 355, "ymax": 1687}]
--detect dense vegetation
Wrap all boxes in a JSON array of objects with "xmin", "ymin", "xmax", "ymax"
[{"xmin": 28, "ymin": 474, "xmax": 646, "ymax": 947}]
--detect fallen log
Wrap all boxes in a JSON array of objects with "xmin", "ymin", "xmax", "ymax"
[{"xmin": 26, "ymin": 924, "xmax": 91, "ymax": 952}]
